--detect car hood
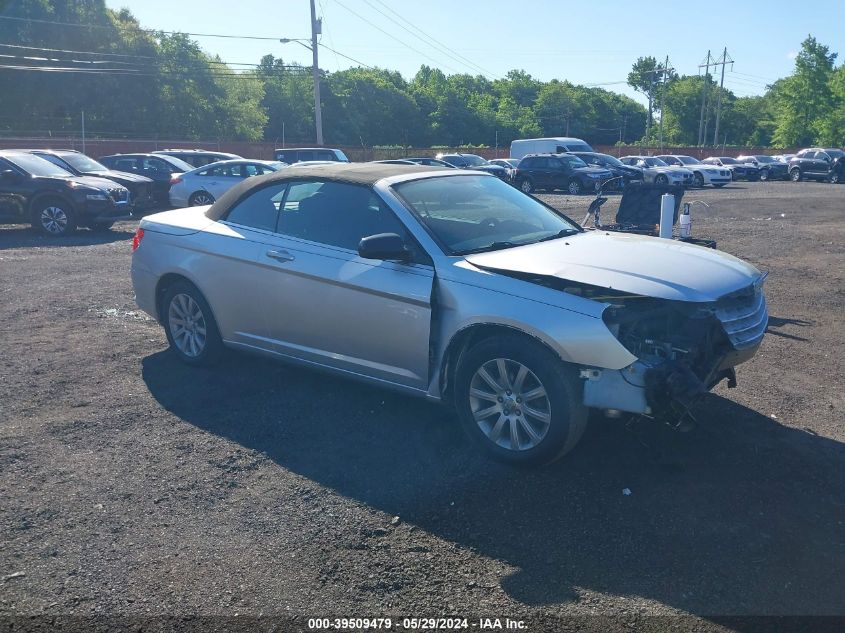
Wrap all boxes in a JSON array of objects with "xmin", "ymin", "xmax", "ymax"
[
  {"xmin": 84, "ymin": 170, "xmax": 153, "ymax": 184},
  {"xmin": 464, "ymin": 231, "xmax": 763, "ymax": 303},
  {"xmin": 69, "ymin": 175, "xmax": 129, "ymax": 191}
]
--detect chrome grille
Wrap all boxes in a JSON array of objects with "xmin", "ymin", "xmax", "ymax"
[
  {"xmin": 715, "ymin": 279, "xmax": 768, "ymax": 350},
  {"xmin": 110, "ymin": 188, "xmax": 129, "ymax": 203}
]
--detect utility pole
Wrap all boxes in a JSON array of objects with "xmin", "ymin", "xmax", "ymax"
[
  {"xmin": 310, "ymin": 0, "xmax": 323, "ymax": 146},
  {"xmin": 658, "ymin": 56, "xmax": 672, "ymax": 151},
  {"xmin": 697, "ymin": 50, "xmax": 712, "ymax": 146},
  {"xmin": 712, "ymin": 47, "xmax": 733, "ymax": 147}
]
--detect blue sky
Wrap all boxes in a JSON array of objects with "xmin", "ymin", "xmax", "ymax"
[{"xmin": 105, "ymin": 0, "xmax": 844, "ymax": 106}]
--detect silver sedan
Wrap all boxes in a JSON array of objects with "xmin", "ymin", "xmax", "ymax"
[{"xmin": 132, "ymin": 163, "xmax": 767, "ymax": 465}]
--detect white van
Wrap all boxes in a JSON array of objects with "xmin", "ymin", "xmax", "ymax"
[{"xmin": 510, "ymin": 137, "xmax": 594, "ymax": 160}]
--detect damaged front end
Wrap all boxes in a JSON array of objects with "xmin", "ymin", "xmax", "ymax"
[{"xmin": 502, "ymin": 271, "xmax": 768, "ymax": 427}]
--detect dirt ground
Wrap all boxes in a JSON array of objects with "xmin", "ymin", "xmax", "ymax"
[{"xmin": 1, "ymin": 180, "xmax": 844, "ymax": 632}]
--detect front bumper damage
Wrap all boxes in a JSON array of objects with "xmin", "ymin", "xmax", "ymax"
[{"xmin": 580, "ymin": 276, "xmax": 768, "ymax": 425}]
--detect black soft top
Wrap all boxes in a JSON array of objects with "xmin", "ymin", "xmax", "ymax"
[{"xmin": 205, "ymin": 162, "xmax": 440, "ymax": 221}]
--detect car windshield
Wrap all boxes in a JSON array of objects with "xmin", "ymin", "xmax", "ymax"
[
  {"xmin": 394, "ymin": 174, "xmax": 581, "ymax": 255},
  {"xmin": 595, "ymin": 154, "xmax": 623, "ymax": 167},
  {"xmin": 159, "ymin": 155, "xmax": 194, "ymax": 171},
  {"xmin": 677, "ymin": 156, "xmax": 701, "ymax": 165},
  {"xmin": 59, "ymin": 153, "xmax": 110, "ymax": 172},
  {"xmin": 6, "ymin": 153, "xmax": 73, "ymax": 177},
  {"xmin": 643, "ymin": 157, "xmax": 669, "ymax": 167},
  {"xmin": 719, "ymin": 157, "xmax": 738, "ymax": 164},
  {"xmin": 461, "ymin": 155, "xmax": 489, "ymax": 167},
  {"xmin": 556, "ymin": 155, "xmax": 588, "ymax": 168}
]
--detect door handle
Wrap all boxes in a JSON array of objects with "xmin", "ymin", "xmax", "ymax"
[{"xmin": 266, "ymin": 249, "xmax": 295, "ymax": 262}]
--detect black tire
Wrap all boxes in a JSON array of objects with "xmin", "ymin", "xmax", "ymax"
[
  {"xmin": 567, "ymin": 179, "xmax": 583, "ymax": 195},
  {"xmin": 655, "ymin": 174, "xmax": 668, "ymax": 185},
  {"xmin": 693, "ymin": 172, "xmax": 705, "ymax": 188},
  {"xmin": 759, "ymin": 169, "xmax": 769, "ymax": 182},
  {"xmin": 87, "ymin": 221, "xmax": 115, "ymax": 232},
  {"xmin": 31, "ymin": 198, "xmax": 77, "ymax": 236},
  {"xmin": 790, "ymin": 168, "xmax": 802, "ymax": 182},
  {"xmin": 161, "ymin": 281, "xmax": 224, "ymax": 366},
  {"xmin": 829, "ymin": 172, "xmax": 841, "ymax": 184},
  {"xmin": 518, "ymin": 178, "xmax": 534, "ymax": 194},
  {"xmin": 454, "ymin": 334, "xmax": 588, "ymax": 466},
  {"xmin": 189, "ymin": 191, "xmax": 216, "ymax": 206}
]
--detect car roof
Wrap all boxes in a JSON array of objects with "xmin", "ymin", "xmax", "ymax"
[
  {"xmin": 205, "ymin": 162, "xmax": 443, "ymax": 221},
  {"xmin": 274, "ymin": 147, "xmax": 342, "ymax": 151}
]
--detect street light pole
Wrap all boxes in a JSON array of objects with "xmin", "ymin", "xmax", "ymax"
[{"xmin": 309, "ymin": 0, "xmax": 323, "ymax": 146}]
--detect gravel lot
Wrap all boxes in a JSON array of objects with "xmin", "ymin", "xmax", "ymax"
[{"xmin": 1, "ymin": 181, "xmax": 844, "ymax": 631}]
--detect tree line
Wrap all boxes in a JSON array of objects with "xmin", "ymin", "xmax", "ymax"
[{"xmin": 1, "ymin": 1, "xmax": 842, "ymax": 149}]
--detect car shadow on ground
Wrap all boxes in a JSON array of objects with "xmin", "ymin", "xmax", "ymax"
[
  {"xmin": 766, "ymin": 315, "xmax": 813, "ymax": 342},
  {"xmin": 0, "ymin": 224, "xmax": 135, "ymax": 249},
  {"xmin": 142, "ymin": 350, "xmax": 845, "ymax": 618}
]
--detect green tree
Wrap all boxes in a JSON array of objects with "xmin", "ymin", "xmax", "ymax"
[{"xmin": 772, "ymin": 36, "xmax": 837, "ymax": 146}]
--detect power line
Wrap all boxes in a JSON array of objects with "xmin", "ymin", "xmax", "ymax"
[
  {"xmin": 332, "ymin": 0, "xmax": 465, "ymax": 75},
  {"xmin": 365, "ymin": 0, "xmax": 498, "ymax": 79}
]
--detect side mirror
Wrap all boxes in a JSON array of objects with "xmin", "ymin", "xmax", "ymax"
[
  {"xmin": 358, "ymin": 233, "xmax": 410, "ymax": 262},
  {"xmin": 1, "ymin": 169, "xmax": 21, "ymax": 182}
]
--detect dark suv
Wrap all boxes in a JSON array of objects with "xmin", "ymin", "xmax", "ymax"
[
  {"xmin": 513, "ymin": 153, "xmax": 613, "ymax": 194},
  {"xmin": 435, "ymin": 153, "xmax": 509, "ymax": 180},
  {"xmin": 569, "ymin": 152, "xmax": 643, "ymax": 188},
  {"xmin": 98, "ymin": 153, "xmax": 193, "ymax": 206},
  {"xmin": 788, "ymin": 148, "xmax": 844, "ymax": 183},
  {"xmin": 27, "ymin": 149, "xmax": 155, "ymax": 212},
  {"xmin": 152, "ymin": 149, "xmax": 242, "ymax": 168},
  {"xmin": 0, "ymin": 150, "xmax": 131, "ymax": 235}
]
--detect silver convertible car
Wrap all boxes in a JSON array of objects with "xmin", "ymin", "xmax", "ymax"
[{"xmin": 131, "ymin": 163, "xmax": 768, "ymax": 465}]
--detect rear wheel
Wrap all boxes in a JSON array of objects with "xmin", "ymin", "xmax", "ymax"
[
  {"xmin": 189, "ymin": 191, "xmax": 215, "ymax": 206},
  {"xmin": 161, "ymin": 281, "xmax": 223, "ymax": 365},
  {"xmin": 829, "ymin": 172, "xmax": 841, "ymax": 184},
  {"xmin": 454, "ymin": 335, "xmax": 588, "ymax": 466},
  {"xmin": 32, "ymin": 198, "xmax": 76, "ymax": 236},
  {"xmin": 567, "ymin": 179, "xmax": 583, "ymax": 195},
  {"xmin": 518, "ymin": 178, "xmax": 534, "ymax": 194},
  {"xmin": 790, "ymin": 168, "xmax": 802, "ymax": 182}
]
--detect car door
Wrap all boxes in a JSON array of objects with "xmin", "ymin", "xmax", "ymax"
[
  {"xmin": 547, "ymin": 156, "xmax": 570, "ymax": 189},
  {"xmin": 250, "ymin": 179, "xmax": 435, "ymax": 390},
  {"xmin": 202, "ymin": 164, "xmax": 241, "ymax": 198},
  {"xmin": 531, "ymin": 156, "xmax": 552, "ymax": 188},
  {"xmin": 0, "ymin": 158, "xmax": 29, "ymax": 220}
]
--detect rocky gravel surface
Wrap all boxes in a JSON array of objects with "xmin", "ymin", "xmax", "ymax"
[{"xmin": 1, "ymin": 180, "xmax": 843, "ymax": 632}]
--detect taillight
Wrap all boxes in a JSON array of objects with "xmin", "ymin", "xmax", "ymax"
[
  {"xmin": 132, "ymin": 227, "xmax": 144, "ymax": 252},
  {"xmin": 170, "ymin": 174, "xmax": 183, "ymax": 185}
]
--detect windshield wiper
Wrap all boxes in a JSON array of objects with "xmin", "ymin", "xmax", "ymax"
[
  {"xmin": 536, "ymin": 229, "xmax": 579, "ymax": 243},
  {"xmin": 460, "ymin": 241, "xmax": 520, "ymax": 255}
]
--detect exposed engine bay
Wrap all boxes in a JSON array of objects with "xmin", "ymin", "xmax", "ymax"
[{"xmin": 486, "ymin": 270, "xmax": 766, "ymax": 428}]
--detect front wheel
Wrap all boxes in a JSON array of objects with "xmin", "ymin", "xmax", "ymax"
[
  {"xmin": 32, "ymin": 198, "xmax": 77, "ymax": 236},
  {"xmin": 454, "ymin": 335, "xmax": 588, "ymax": 466},
  {"xmin": 189, "ymin": 191, "xmax": 216, "ymax": 206},
  {"xmin": 161, "ymin": 281, "xmax": 224, "ymax": 365},
  {"xmin": 693, "ymin": 172, "xmax": 705, "ymax": 188},
  {"xmin": 655, "ymin": 174, "xmax": 669, "ymax": 185},
  {"xmin": 567, "ymin": 179, "xmax": 583, "ymax": 195},
  {"xmin": 790, "ymin": 168, "xmax": 802, "ymax": 182},
  {"xmin": 518, "ymin": 178, "xmax": 534, "ymax": 194},
  {"xmin": 759, "ymin": 169, "xmax": 769, "ymax": 182}
]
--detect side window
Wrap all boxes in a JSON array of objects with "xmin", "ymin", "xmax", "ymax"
[
  {"xmin": 243, "ymin": 164, "xmax": 262, "ymax": 177},
  {"xmin": 277, "ymin": 181, "xmax": 410, "ymax": 251},
  {"xmin": 143, "ymin": 157, "xmax": 170, "ymax": 172},
  {"xmin": 115, "ymin": 158, "xmax": 138, "ymax": 171},
  {"xmin": 315, "ymin": 151, "xmax": 335, "ymax": 161},
  {"xmin": 276, "ymin": 151, "xmax": 292, "ymax": 163},
  {"xmin": 224, "ymin": 182, "xmax": 286, "ymax": 232},
  {"xmin": 297, "ymin": 151, "xmax": 315, "ymax": 162},
  {"xmin": 555, "ymin": 146, "xmax": 566, "ymax": 153},
  {"xmin": 37, "ymin": 154, "xmax": 68, "ymax": 169},
  {"xmin": 535, "ymin": 157, "xmax": 550, "ymax": 169}
]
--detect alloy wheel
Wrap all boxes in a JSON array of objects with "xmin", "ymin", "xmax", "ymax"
[
  {"xmin": 168, "ymin": 293, "xmax": 208, "ymax": 358},
  {"xmin": 469, "ymin": 357, "xmax": 551, "ymax": 452},
  {"xmin": 40, "ymin": 206, "xmax": 69, "ymax": 235},
  {"xmin": 190, "ymin": 192, "xmax": 215, "ymax": 206}
]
